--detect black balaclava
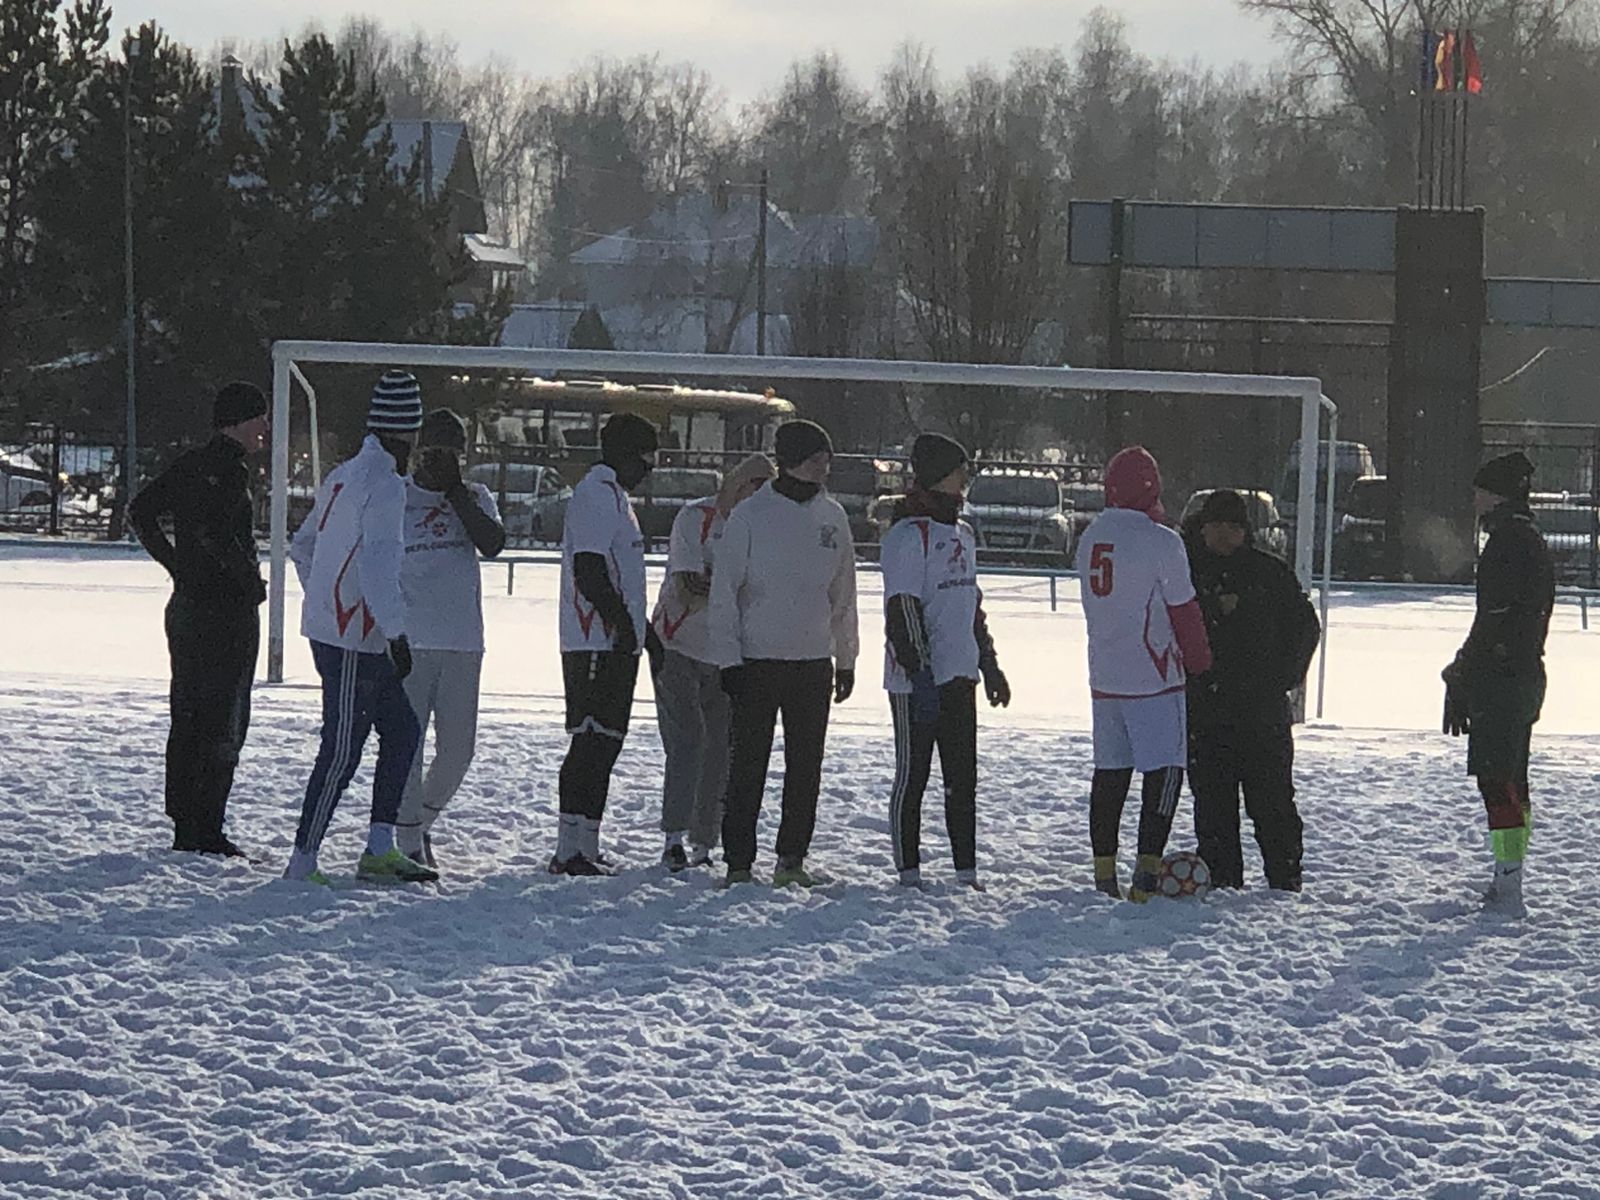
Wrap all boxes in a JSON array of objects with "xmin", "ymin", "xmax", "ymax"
[{"xmin": 601, "ymin": 412, "xmax": 660, "ymax": 492}]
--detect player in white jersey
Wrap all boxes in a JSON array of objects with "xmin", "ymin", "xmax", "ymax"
[
  {"xmin": 394, "ymin": 409, "xmax": 505, "ymax": 874},
  {"xmin": 649, "ymin": 454, "xmax": 775, "ymax": 871},
  {"xmin": 552, "ymin": 412, "xmax": 661, "ymax": 876},
  {"xmin": 881, "ymin": 434, "xmax": 1011, "ymax": 891},
  {"xmin": 1078, "ymin": 446, "xmax": 1212, "ymax": 901}
]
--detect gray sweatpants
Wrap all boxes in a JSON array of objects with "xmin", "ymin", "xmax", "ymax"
[
  {"xmin": 654, "ymin": 649, "xmax": 730, "ymax": 848},
  {"xmin": 397, "ymin": 649, "xmax": 483, "ymax": 856}
]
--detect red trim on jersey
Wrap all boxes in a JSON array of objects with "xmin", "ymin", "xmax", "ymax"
[
  {"xmin": 333, "ymin": 540, "xmax": 363, "ymax": 636},
  {"xmin": 697, "ymin": 504, "xmax": 718, "ymax": 544},
  {"xmin": 317, "ymin": 482, "xmax": 344, "ymax": 532}
]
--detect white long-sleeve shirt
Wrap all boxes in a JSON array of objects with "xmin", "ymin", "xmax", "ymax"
[
  {"xmin": 708, "ymin": 481, "xmax": 859, "ymax": 670},
  {"xmin": 290, "ymin": 435, "xmax": 408, "ymax": 652}
]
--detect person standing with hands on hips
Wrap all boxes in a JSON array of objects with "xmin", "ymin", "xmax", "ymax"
[
  {"xmin": 130, "ymin": 381, "xmax": 270, "ymax": 858},
  {"xmin": 881, "ymin": 434, "xmax": 1010, "ymax": 892},
  {"xmin": 650, "ymin": 453, "xmax": 776, "ymax": 871},
  {"xmin": 552, "ymin": 412, "xmax": 662, "ymax": 876},
  {"xmin": 284, "ymin": 371, "xmax": 435, "ymax": 885},
  {"xmin": 394, "ymin": 408, "xmax": 506, "ymax": 874},
  {"xmin": 711, "ymin": 419, "xmax": 859, "ymax": 889}
]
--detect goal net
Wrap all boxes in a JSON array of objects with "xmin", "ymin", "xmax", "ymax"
[{"xmin": 267, "ymin": 341, "xmax": 1340, "ymax": 714}]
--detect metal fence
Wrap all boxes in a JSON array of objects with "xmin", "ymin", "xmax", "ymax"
[
  {"xmin": 1482, "ymin": 422, "xmax": 1600, "ymax": 588},
  {"xmin": 460, "ymin": 443, "xmax": 1105, "ymax": 568},
  {"xmin": 0, "ymin": 424, "xmax": 119, "ymax": 537}
]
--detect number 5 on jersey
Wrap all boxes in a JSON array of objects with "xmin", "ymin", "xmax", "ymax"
[{"xmin": 1088, "ymin": 543, "xmax": 1115, "ymax": 597}]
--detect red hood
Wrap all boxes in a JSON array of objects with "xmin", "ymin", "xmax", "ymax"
[{"xmin": 1105, "ymin": 446, "xmax": 1165, "ymax": 523}]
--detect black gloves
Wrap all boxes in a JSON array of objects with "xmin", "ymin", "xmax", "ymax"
[
  {"xmin": 415, "ymin": 446, "xmax": 463, "ymax": 495},
  {"xmin": 388, "ymin": 635, "xmax": 413, "ymax": 681},
  {"xmin": 980, "ymin": 660, "xmax": 1011, "ymax": 708},
  {"xmin": 833, "ymin": 667, "xmax": 855, "ymax": 705},
  {"xmin": 721, "ymin": 665, "xmax": 747, "ymax": 698},
  {"xmin": 1441, "ymin": 658, "xmax": 1470, "ymax": 737},
  {"xmin": 645, "ymin": 625, "xmax": 665, "ymax": 675}
]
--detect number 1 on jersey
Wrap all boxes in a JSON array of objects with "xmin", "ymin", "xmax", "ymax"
[{"xmin": 1088, "ymin": 543, "xmax": 1115, "ymax": 597}]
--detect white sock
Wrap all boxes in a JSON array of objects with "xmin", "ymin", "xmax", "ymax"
[
  {"xmin": 581, "ymin": 818, "xmax": 602, "ymax": 861},
  {"xmin": 956, "ymin": 867, "xmax": 979, "ymax": 885},
  {"xmin": 899, "ymin": 867, "xmax": 923, "ymax": 888},
  {"xmin": 665, "ymin": 830, "xmax": 686, "ymax": 852},
  {"xmin": 365, "ymin": 823, "xmax": 396, "ymax": 856},
  {"xmin": 396, "ymin": 825, "xmax": 424, "ymax": 857},
  {"xmin": 556, "ymin": 813, "xmax": 583, "ymax": 862},
  {"xmin": 284, "ymin": 848, "xmax": 320, "ymax": 881}
]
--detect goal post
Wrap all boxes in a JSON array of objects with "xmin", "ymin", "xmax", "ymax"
[{"xmin": 268, "ymin": 340, "xmax": 1339, "ymax": 713}]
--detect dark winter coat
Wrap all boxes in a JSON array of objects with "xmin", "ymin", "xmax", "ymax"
[
  {"xmin": 130, "ymin": 434, "xmax": 264, "ymax": 612},
  {"xmin": 1186, "ymin": 540, "xmax": 1321, "ymax": 728},
  {"xmin": 1454, "ymin": 502, "xmax": 1554, "ymax": 726}
]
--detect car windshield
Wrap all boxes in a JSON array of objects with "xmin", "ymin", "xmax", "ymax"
[
  {"xmin": 968, "ymin": 476, "xmax": 1058, "ymax": 508},
  {"xmin": 1063, "ymin": 484, "xmax": 1104, "ymax": 512},
  {"xmin": 828, "ymin": 459, "xmax": 879, "ymax": 495},
  {"xmin": 1345, "ymin": 479, "xmax": 1386, "ymax": 519},
  {"xmin": 644, "ymin": 470, "xmax": 720, "ymax": 500}
]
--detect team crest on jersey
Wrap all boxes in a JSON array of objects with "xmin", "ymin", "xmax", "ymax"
[
  {"xmin": 818, "ymin": 525, "xmax": 838, "ymax": 550},
  {"xmin": 416, "ymin": 503, "xmax": 451, "ymax": 539},
  {"xmin": 946, "ymin": 537, "xmax": 970, "ymax": 574}
]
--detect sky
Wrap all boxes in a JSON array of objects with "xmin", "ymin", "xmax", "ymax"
[{"xmin": 140, "ymin": 0, "xmax": 1283, "ymax": 104}]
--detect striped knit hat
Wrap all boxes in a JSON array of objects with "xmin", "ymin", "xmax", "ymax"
[{"xmin": 368, "ymin": 371, "xmax": 424, "ymax": 433}]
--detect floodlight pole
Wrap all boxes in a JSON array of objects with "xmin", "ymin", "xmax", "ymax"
[{"xmin": 121, "ymin": 37, "xmax": 141, "ymax": 533}]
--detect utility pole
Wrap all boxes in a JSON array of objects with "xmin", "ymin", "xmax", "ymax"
[
  {"xmin": 122, "ymin": 35, "xmax": 140, "ymax": 529},
  {"xmin": 756, "ymin": 167, "xmax": 769, "ymax": 356}
]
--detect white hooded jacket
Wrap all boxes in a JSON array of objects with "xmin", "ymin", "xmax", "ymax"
[{"xmin": 290, "ymin": 434, "xmax": 408, "ymax": 652}]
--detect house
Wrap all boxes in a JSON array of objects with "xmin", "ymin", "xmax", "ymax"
[
  {"xmin": 566, "ymin": 192, "xmax": 875, "ymax": 355},
  {"xmin": 217, "ymin": 55, "xmax": 525, "ymax": 308}
]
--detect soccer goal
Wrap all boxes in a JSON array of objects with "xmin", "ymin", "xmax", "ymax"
[{"xmin": 267, "ymin": 341, "xmax": 1341, "ymax": 713}]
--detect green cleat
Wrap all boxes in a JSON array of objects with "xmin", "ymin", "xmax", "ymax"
[
  {"xmin": 357, "ymin": 847, "xmax": 439, "ymax": 883},
  {"xmin": 772, "ymin": 863, "xmax": 818, "ymax": 889}
]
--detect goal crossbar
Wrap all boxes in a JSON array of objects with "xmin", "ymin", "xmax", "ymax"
[{"xmin": 269, "ymin": 341, "xmax": 1339, "ymax": 716}]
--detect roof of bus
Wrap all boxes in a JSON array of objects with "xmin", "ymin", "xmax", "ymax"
[{"xmin": 459, "ymin": 375, "xmax": 796, "ymax": 417}]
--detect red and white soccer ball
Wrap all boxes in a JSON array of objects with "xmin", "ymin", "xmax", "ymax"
[{"xmin": 1157, "ymin": 851, "xmax": 1212, "ymax": 899}]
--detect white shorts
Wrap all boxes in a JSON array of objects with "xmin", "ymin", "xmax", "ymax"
[{"xmin": 1092, "ymin": 691, "xmax": 1187, "ymax": 772}]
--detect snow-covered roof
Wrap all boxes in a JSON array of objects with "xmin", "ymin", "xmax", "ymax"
[
  {"xmin": 498, "ymin": 303, "xmax": 588, "ymax": 350},
  {"xmin": 465, "ymin": 234, "xmax": 527, "ymax": 270}
]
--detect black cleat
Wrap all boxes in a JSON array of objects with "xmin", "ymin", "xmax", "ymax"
[
  {"xmin": 550, "ymin": 853, "xmax": 616, "ymax": 877},
  {"xmin": 663, "ymin": 845, "xmax": 690, "ymax": 873}
]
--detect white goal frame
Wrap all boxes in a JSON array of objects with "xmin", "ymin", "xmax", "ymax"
[{"xmin": 269, "ymin": 341, "xmax": 1340, "ymax": 715}]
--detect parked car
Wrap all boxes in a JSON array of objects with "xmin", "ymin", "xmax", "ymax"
[
  {"xmin": 1279, "ymin": 439, "xmax": 1377, "ymax": 567},
  {"xmin": 1332, "ymin": 475, "xmax": 1388, "ymax": 580},
  {"xmin": 1179, "ymin": 488, "xmax": 1288, "ymax": 561},
  {"xmin": 465, "ymin": 461, "xmax": 573, "ymax": 543},
  {"xmin": 829, "ymin": 456, "xmax": 903, "ymax": 544},
  {"xmin": 964, "ymin": 469, "xmax": 1076, "ymax": 566},
  {"xmin": 1063, "ymin": 481, "xmax": 1105, "ymax": 549},
  {"xmin": 632, "ymin": 467, "xmax": 723, "ymax": 542}
]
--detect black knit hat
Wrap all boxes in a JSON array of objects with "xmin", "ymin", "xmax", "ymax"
[
  {"xmin": 213, "ymin": 381, "xmax": 266, "ymax": 429},
  {"xmin": 911, "ymin": 432, "xmax": 969, "ymax": 490},
  {"xmin": 600, "ymin": 411, "xmax": 659, "ymax": 459},
  {"xmin": 774, "ymin": 420, "xmax": 833, "ymax": 470},
  {"xmin": 420, "ymin": 408, "xmax": 468, "ymax": 451},
  {"xmin": 1198, "ymin": 489, "xmax": 1251, "ymax": 529},
  {"xmin": 1474, "ymin": 451, "xmax": 1534, "ymax": 501}
]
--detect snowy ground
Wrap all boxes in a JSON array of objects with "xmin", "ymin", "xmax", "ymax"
[{"xmin": 2, "ymin": 544, "xmax": 1598, "ymax": 1199}]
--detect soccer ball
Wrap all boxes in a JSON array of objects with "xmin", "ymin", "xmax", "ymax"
[{"xmin": 1157, "ymin": 851, "xmax": 1212, "ymax": 899}]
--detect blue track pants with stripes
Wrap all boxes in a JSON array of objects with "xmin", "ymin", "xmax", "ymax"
[{"xmin": 294, "ymin": 640, "xmax": 421, "ymax": 855}]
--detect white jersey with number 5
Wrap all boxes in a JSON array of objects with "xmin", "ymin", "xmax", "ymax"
[{"xmin": 1078, "ymin": 506, "xmax": 1196, "ymax": 699}]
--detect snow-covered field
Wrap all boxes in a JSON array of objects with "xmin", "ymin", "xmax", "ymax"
[{"xmin": 2, "ymin": 543, "xmax": 1598, "ymax": 1199}]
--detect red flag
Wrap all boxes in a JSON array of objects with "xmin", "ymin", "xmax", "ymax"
[
  {"xmin": 1464, "ymin": 32, "xmax": 1484, "ymax": 94},
  {"xmin": 1434, "ymin": 31, "xmax": 1457, "ymax": 91}
]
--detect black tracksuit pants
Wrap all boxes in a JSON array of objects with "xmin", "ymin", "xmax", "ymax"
[
  {"xmin": 721, "ymin": 659, "xmax": 833, "ymax": 873},
  {"xmin": 889, "ymin": 679, "xmax": 978, "ymax": 874},
  {"xmin": 165, "ymin": 593, "xmax": 258, "ymax": 846},
  {"xmin": 1189, "ymin": 721, "xmax": 1303, "ymax": 890}
]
